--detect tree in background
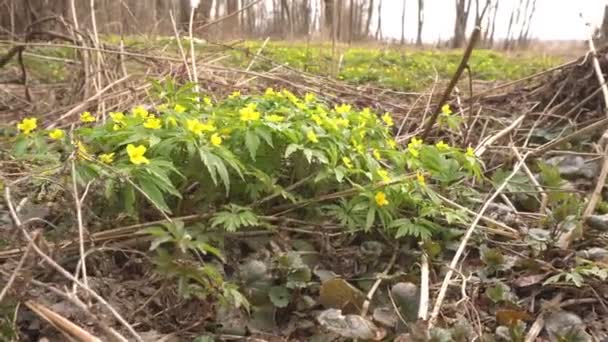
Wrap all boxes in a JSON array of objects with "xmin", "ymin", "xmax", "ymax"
[
  {"xmin": 452, "ymin": 0, "xmax": 472, "ymax": 48},
  {"xmin": 400, "ymin": 0, "xmax": 406, "ymax": 45},
  {"xmin": 416, "ymin": 0, "xmax": 424, "ymax": 46}
]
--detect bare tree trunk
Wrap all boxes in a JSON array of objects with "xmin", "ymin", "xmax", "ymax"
[
  {"xmin": 488, "ymin": 0, "xmax": 498, "ymax": 46},
  {"xmin": 416, "ymin": 0, "xmax": 423, "ymax": 45},
  {"xmin": 452, "ymin": 0, "xmax": 471, "ymax": 48},
  {"xmin": 400, "ymin": 0, "xmax": 406, "ymax": 44},
  {"xmin": 348, "ymin": 0, "xmax": 354, "ymax": 43},
  {"xmin": 364, "ymin": 0, "xmax": 373, "ymax": 38},
  {"xmin": 521, "ymin": 0, "xmax": 537, "ymax": 47},
  {"xmin": 375, "ymin": 0, "xmax": 382, "ymax": 40}
]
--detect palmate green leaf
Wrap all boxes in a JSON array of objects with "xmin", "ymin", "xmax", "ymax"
[
  {"xmin": 391, "ymin": 218, "xmax": 433, "ymax": 240},
  {"xmin": 12, "ymin": 136, "xmax": 29, "ymax": 156},
  {"xmin": 137, "ymin": 174, "xmax": 171, "ymax": 213},
  {"xmin": 199, "ymin": 148, "xmax": 230, "ymax": 194},
  {"xmin": 255, "ymin": 126, "xmax": 274, "ymax": 147},
  {"xmin": 245, "ymin": 130, "xmax": 261, "ymax": 161},
  {"xmin": 210, "ymin": 204, "xmax": 260, "ymax": 232}
]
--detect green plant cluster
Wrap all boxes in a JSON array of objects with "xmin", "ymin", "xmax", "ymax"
[
  {"xmin": 228, "ymin": 42, "xmax": 559, "ymax": 91},
  {"xmin": 10, "ymin": 80, "xmax": 481, "ymax": 307}
]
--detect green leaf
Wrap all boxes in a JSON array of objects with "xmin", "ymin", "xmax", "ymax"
[
  {"xmin": 285, "ymin": 143, "xmax": 300, "ymax": 158},
  {"xmin": 245, "ymin": 130, "xmax": 260, "ymax": 161},
  {"xmin": 199, "ymin": 148, "xmax": 230, "ymax": 193},
  {"xmin": 365, "ymin": 206, "xmax": 376, "ymax": 231},
  {"xmin": 137, "ymin": 176, "xmax": 171, "ymax": 213},
  {"xmin": 12, "ymin": 137, "xmax": 29, "ymax": 156},
  {"xmin": 268, "ymin": 286, "xmax": 290, "ymax": 308}
]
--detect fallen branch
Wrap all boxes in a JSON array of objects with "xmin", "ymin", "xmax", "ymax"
[{"xmin": 421, "ymin": 26, "xmax": 481, "ymax": 139}]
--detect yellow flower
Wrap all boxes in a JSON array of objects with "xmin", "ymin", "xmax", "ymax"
[
  {"xmin": 174, "ymin": 104, "xmax": 186, "ymax": 113},
  {"xmin": 109, "ymin": 112, "xmax": 125, "ymax": 123},
  {"xmin": 361, "ymin": 108, "xmax": 372, "ymax": 119},
  {"xmin": 382, "ymin": 113, "xmax": 394, "ymax": 127},
  {"xmin": 17, "ymin": 117, "xmax": 38, "ymax": 135},
  {"xmin": 113, "ymin": 124, "xmax": 122, "ymax": 131},
  {"xmin": 186, "ymin": 119, "xmax": 215, "ymax": 135},
  {"xmin": 264, "ymin": 88, "xmax": 275, "ymax": 97},
  {"xmin": 375, "ymin": 192, "xmax": 389, "ymax": 207},
  {"xmin": 166, "ymin": 117, "xmax": 177, "ymax": 127},
  {"xmin": 126, "ymin": 144, "xmax": 149, "ymax": 165},
  {"xmin": 373, "ymin": 149, "xmax": 381, "ymax": 160},
  {"xmin": 76, "ymin": 141, "xmax": 90, "ymax": 160},
  {"xmin": 377, "ymin": 169, "xmax": 391, "ymax": 183},
  {"xmin": 143, "ymin": 117, "xmax": 162, "ymax": 129},
  {"xmin": 239, "ymin": 103, "xmax": 261, "ymax": 122},
  {"xmin": 203, "ymin": 97, "xmax": 213, "ymax": 106},
  {"xmin": 311, "ymin": 114, "xmax": 323, "ymax": 125},
  {"xmin": 307, "ymin": 130, "xmax": 318, "ymax": 143},
  {"xmin": 436, "ymin": 141, "xmax": 450, "ymax": 151},
  {"xmin": 342, "ymin": 157, "xmax": 353, "ymax": 169},
  {"xmin": 352, "ymin": 140, "xmax": 365, "ymax": 154},
  {"xmin": 266, "ymin": 114, "xmax": 285, "ymax": 123},
  {"xmin": 210, "ymin": 133, "xmax": 222, "ymax": 146},
  {"xmin": 387, "ymin": 139, "xmax": 397, "ymax": 149},
  {"xmin": 408, "ymin": 137, "xmax": 423, "ymax": 158},
  {"xmin": 335, "ymin": 118, "xmax": 350, "ymax": 128},
  {"xmin": 335, "ymin": 104, "xmax": 351, "ymax": 114},
  {"xmin": 132, "ymin": 106, "xmax": 149, "ymax": 119},
  {"xmin": 99, "ymin": 152, "xmax": 115, "ymax": 164},
  {"xmin": 441, "ymin": 104, "xmax": 453, "ymax": 115},
  {"xmin": 229, "ymin": 91, "xmax": 241, "ymax": 99},
  {"xmin": 48, "ymin": 129, "xmax": 64, "ymax": 140},
  {"xmin": 80, "ymin": 111, "xmax": 96, "ymax": 123},
  {"xmin": 416, "ymin": 170, "xmax": 426, "ymax": 187},
  {"xmin": 466, "ymin": 146, "xmax": 476, "ymax": 158},
  {"xmin": 304, "ymin": 93, "xmax": 316, "ymax": 103}
]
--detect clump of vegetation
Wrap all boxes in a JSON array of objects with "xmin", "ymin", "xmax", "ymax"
[
  {"xmin": 10, "ymin": 79, "xmax": 481, "ymax": 309},
  {"xmin": 227, "ymin": 42, "xmax": 560, "ymax": 90}
]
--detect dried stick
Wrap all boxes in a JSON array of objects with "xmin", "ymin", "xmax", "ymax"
[
  {"xmin": 418, "ymin": 251, "xmax": 429, "ymax": 320},
  {"xmin": 588, "ymin": 34, "xmax": 608, "ymax": 113},
  {"xmin": 188, "ymin": 4, "xmax": 199, "ymax": 94},
  {"xmin": 475, "ymin": 113, "xmax": 525, "ymax": 157},
  {"xmin": 360, "ymin": 247, "xmax": 398, "ymax": 317},
  {"xmin": 511, "ymin": 146, "xmax": 548, "ymax": 214},
  {"xmin": 25, "ymin": 300, "xmax": 102, "ymax": 342},
  {"xmin": 50, "ymin": 75, "xmax": 131, "ymax": 126},
  {"xmin": 428, "ymin": 151, "xmax": 531, "ymax": 328},
  {"xmin": 169, "ymin": 10, "xmax": 192, "ymax": 82},
  {"xmin": 4, "ymin": 186, "xmax": 143, "ymax": 342},
  {"xmin": 71, "ymin": 159, "xmax": 90, "ymax": 293},
  {"xmin": 531, "ymin": 117, "xmax": 608, "ymax": 156},
  {"xmin": 421, "ymin": 26, "xmax": 481, "ymax": 139}
]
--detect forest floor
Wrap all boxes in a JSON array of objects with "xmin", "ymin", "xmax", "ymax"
[{"xmin": 1, "ymin": 36, "xmax": 608, "ymax": 342}]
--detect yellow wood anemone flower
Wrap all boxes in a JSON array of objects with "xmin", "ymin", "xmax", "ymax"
[
  {"xmin": 210, "ymin": 133, "xmax": 222, "ymax": 146},
  {"xmin": 126, "ymin": 144, "xmax": 150, "ymax": 165},
  {"xmin": 99, "ymin": 152, "xmax": 115, "ymax": 164},
  {"xmin": 416, "ymin": 170, "xmax": 426, "ymax": 187},
  {"xmin": 342, "ymin": 157, "xmax": 353, "ymax": 169},
  {"xmin": 382, "ymin": 113, "xmax": 394, "ymax": 127},
  {"xmin": 239, "ymin": 104, "xmax": 260, "ymax": 122},
  {"xmin": 48, "ymin": 129, "xmax": 64, "ymax": 140},
  {"xmin": 80, "ymin": 111, "xmax": 96, "ymax": 123},
  {"xmin": 375, "ymin": 191, "xmax": 389, "ymax": 207},
  {"xmin": 17, "ymin": 117, "xmax": 38, "ymax": 135},
  {"xmin": 143, "ymin": 117, "xmax": 162, "ymax": 130},
  {"xmin": 174, "ymin": 104, "xmax": 186, "ymax": 113},
  {"xmin": 132, "ymin": 106, "xmax": 149, "ymax": 119}
]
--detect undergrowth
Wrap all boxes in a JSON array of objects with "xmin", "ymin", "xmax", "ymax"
[{"xmin": 9, "ymin": 79, "xmax": 481, "ymax": 311}]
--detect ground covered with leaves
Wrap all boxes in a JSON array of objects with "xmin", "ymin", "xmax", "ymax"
[{"xmin": 1, "ymin": 34, "xmax": 607, "ymax": 342}]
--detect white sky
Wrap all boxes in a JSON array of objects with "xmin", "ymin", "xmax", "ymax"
[{"xmin": 379, "ymin": 0, "xmax": 607, "ymax": 42}]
